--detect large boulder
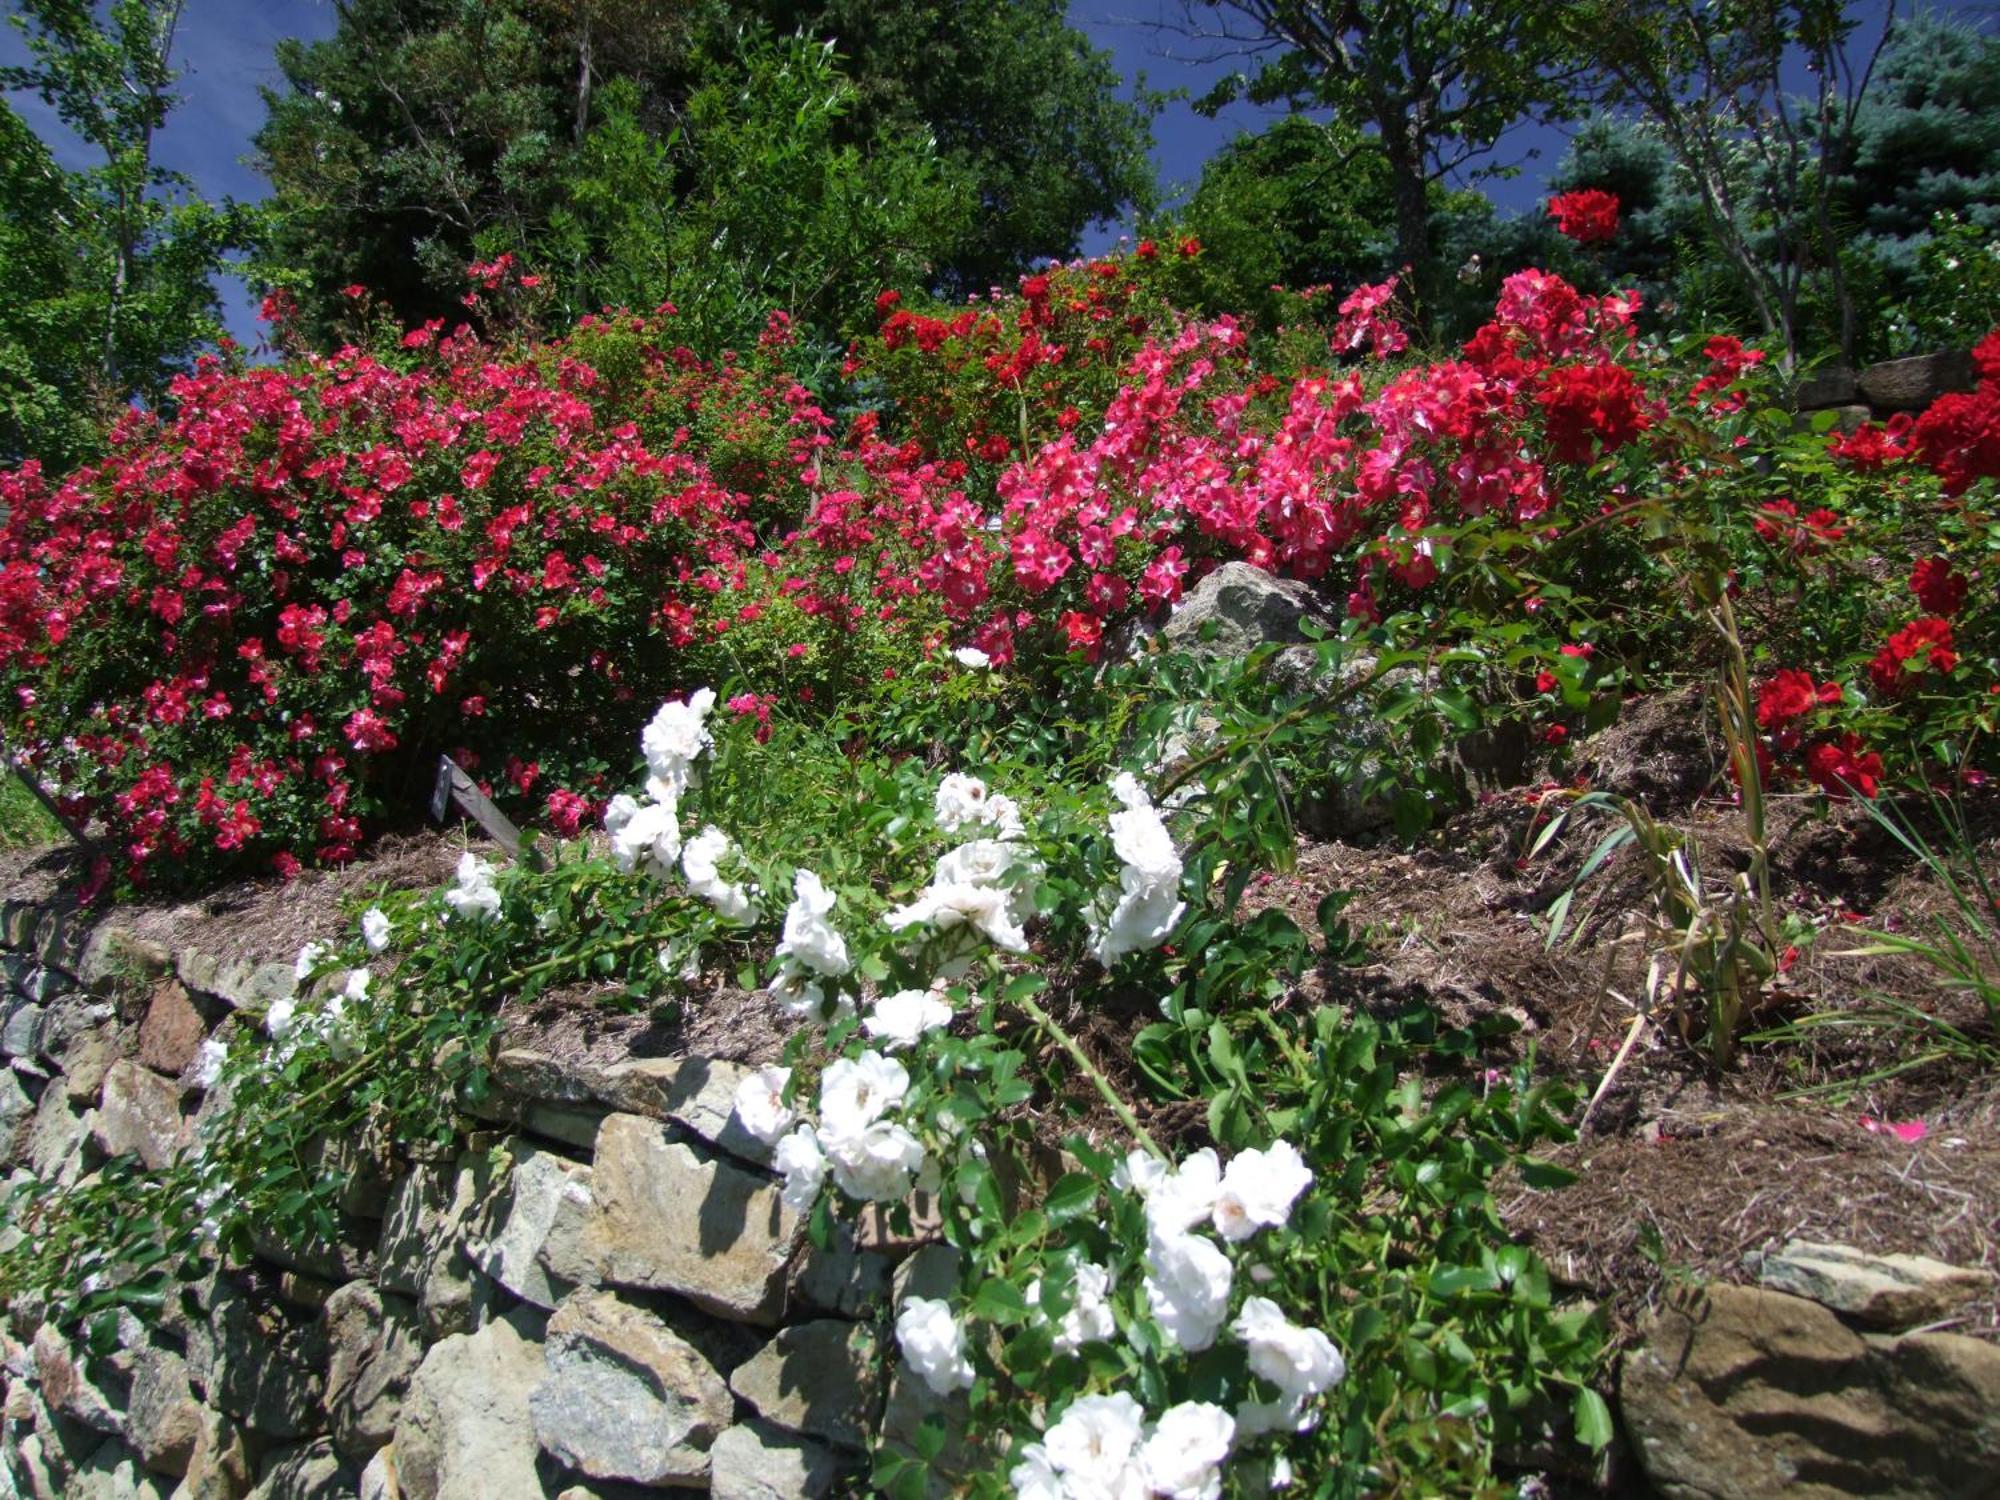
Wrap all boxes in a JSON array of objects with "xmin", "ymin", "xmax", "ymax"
[
  {"xmin": 1620, "ymin": 1282, "xmax": 2000, "ymax": 1499},
  {"xmin": 1160, "ymin": 562, "xmax": 1333, "ymax": 659},
  {"xmin": 390, "ymin": 1307, "xmax": 547, "ymax": 1500},
  {"xmin": 528, "ymin": 1289, "xmax": 733, "ymax": 1487},
  {"xmin": 91, "ymin": 1060, "xmax": 189, "ymax": 1170},
  {"xmin": 547, "ymin": 1113, "xmax": 801, "ymax": 1325},
  {"xmin": 461, "ymin": 1141, "xmax": 591, "ymax": 1310}
]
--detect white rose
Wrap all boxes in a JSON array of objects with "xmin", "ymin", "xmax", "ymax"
[
  {"xmin": 608, "ymin": 797, "xmax": 681, "ymax": 878},
  {"xmin": 190, "ymin": 1037, "xmax": 228, "ymax": 1089},
  {"xmin": 444, "ymin": 851, "xmax": 503, "ymax": 920},
  {"xmin": 777, "ymin": 869, "xmax": 851, "ymax": 977},
  {"xmin": 1027, "ymin": 1261, "xmax": 1117, "ymax": 1353},
  {"xmin": 682, "ymin": 825, "xmax": 757, "ymax": 923},
  {"xmin": 863, "ymin": 989, "xmax": 954, "ymax": 1051},
  {"xmin": 886, "ymin": 880, "xmax": 1030, "ymax": 953},
  {"xmin": 825, "ymin": 1119, "xmax": 926, "ymax": 1201},
  {"xmin": 817, "ymin": 1051, "xmax": 909, "ymax": 1140},
  {"xmin": 1009, "ymin": 1444, "xmax": 1065, "ymax": 1500},
  {"xmin": 293, "ymin": 940, "xmax": 328, "ymax": 981},
  {"xmin": 1212, "ymin": 1140, "xmax": 1313, "ymax": 1242},
  {"xmin": 1042, "ymin": 1393, "xmax": 1149, "ymax": 1497},
  {"xmin": 641, "ymin": 689, "xmax": 716, "ymax": 798},
  {"xmin": 773, "ymin": 1125, "xmax": 827, "ymax": 1211},
  {"xmin": 1145, "ymin": 1148, "xmax": 1222, "ymax": 1236},
  {"xmin": 730, "ymin": 1065, "xmax": 794, "ymax": 1145},
  {"xmin": 895, "ymin": 1296, "xmax": 975, "ymax": 1396},
  {"xmin": 934, "ymin": 773, "xmax": 994, "ymax": 833},
  {"xmin": 1143, "ymin": 1229, "xmax": 1234, "ymax": 1353},
  {"xmin": 1233, "ymin": 1297, "xmax": 1345, "ymax": 1401},
  {"xmin": 361, "ymin": 907, "xmax": 392, "ymax": 953},
  {"xmin": 265, "ymin": 995, "xmax": 298, "ymax": 1042},
  {"xmin": 1110, "ymin": 802, "xmax": 1181, "ymax": 885},
  {"xmin": 953, "ymin": 646, "xmax": 991, "ymax": 669},
  {"xmin": 1139, "ymin": 1401, "xmax": 1235, "ymax": 1500}
]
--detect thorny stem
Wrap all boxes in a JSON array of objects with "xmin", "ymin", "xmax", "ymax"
[{"xmin": 1012, "ymin": 987, "xmax": 1165, "ymax": 1160}]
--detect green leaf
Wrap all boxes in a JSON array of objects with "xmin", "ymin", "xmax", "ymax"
[
  {"xmin": 1573, "ymin": 1387, "xmax": 1615, "ymax": 1451},
  {"xmin": 1043, "ymin": 1173, "xmax": 1098, "ymax": 1223},
  {"xmin": 970, "ymin": 1277, "xmax": 1031, "ymax": 1324},
  {"xmin": 1517, "ymin": 1156, "xmax": 1580, "ymax": 1189}
]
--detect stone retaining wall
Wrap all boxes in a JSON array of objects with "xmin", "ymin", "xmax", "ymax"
[
  {"xmin": 0, "ymin": 899, "xmax": 942, "ymax": 1499},
  {"xmin": 1794, "ymin": 348, "xmax": 1979, "ymax": 431}
]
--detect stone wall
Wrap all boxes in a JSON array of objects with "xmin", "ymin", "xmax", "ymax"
[
  {"xmin": 0, "ymin": 899, "xmax": 942, "ymax": 1499},
  {"xmin": 1794, "ymin": 348, "xmax": 1978, "ymax": 431}
]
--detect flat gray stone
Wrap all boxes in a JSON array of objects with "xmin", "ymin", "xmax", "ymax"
[
  {"xmin": 189, "ymin": 1279, "xmax": 326, "ymax": 1439},
  {"xmin": 1857, "ymin": 349, "xmax": 1977, "ymax": 410},
  {"xmin": 91, "ymin": 1060, "xmax": 189, "ymax": 1170},
  {"xmin": 1757, "ymin": 1240, "xmax": 1996, "ymax": 1329},
  {"xmin": 727, "ymin": 1321, "xmax": 879, "ymax": 1452},
  {"xmin": 245, "ymin": 1439, "xmax": 355, "ymax": 1500},
  {"xmin": 391, "ymin": 1307, "xmax": 547, "ymax": 1500},
  {"xmin": 709, "ymin": 1419, "xmax": 841, "ymax": 1500},
  {"xmin": 529, "ymin": 1289, "xmax": 732, "ymax": 1487},
  {"xmin": 462, "ymin": 1142, "xmax": 591, "ymax": 1310},
  {"xmin": 323, "ymin": 1282, "xmax": 423, "ymax": 1466},
  {"xmin": 127, "ymin": 1346, "xmax": 201, "ymax": 1476},
  {"xmin": 32, "ymin": 1322, "xmax": 127, "ymax": 1436},
  {"xmin": 173, "ymin": 952, "xmax": 296, "ymax": 1013},
  {"xmin": 0, "ymin": 998, "xmax": 44, "ymax": 1057},
  {"xmin": 558, "ymin": 1114, "xmax": 800, "ymax": 1324}
]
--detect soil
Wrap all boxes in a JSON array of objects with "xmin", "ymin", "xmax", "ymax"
[{"xmin": 6, "ymin": 683, "xmax": 1996, "ymax": 1360}]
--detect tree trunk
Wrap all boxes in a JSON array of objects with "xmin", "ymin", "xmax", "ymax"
[{"xmin": 1380, "ymin": 125, "xmax": 1433, "ymax": 331}]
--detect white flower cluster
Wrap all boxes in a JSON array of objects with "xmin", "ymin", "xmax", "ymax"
[
  {"xmin": 1089, "ymin": 773, "xmax": 1186, "ymax": 967},
  {"xmin": 1026, "ymin": 1261, "xmax": 1117, "ymax": 1353},
  {"xmin": 769, "ymin": 868, "xmax": 852, "ymax": 1017},
  {"xmin": 605, "ymin": 690, "xmax": 716, "ymax": 878},
  {"xmin": 730, "ymin": 1048, "xmax": 930, "ymax": 1210},
  {"xmin": 1120, "ymin": 1141, "xmax": 1342, "ymax": 1436},
  {"xmin": 1011, "ymin": 1393, "xmax": 1236, "ymax": 1500},
  {"xmin": 266, "ymin": 961, "xmax": 371, "ymax": 1064},
  {"xmin": 895, "ymin": 1296, "xmax": 976, "ymax": 1396},
  {"xmin": 885, "ymin": 773, "xmax": 1034, "ymax": 957},
  {"xmin": 443, "ymin": 852, "xmax": 502, "ymax": 922}
]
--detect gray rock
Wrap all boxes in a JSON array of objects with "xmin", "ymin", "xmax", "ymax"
[
  {"xmin": 558, "ymin": 1114, "xmax": 801, "ymax": 1324},
  {"xmin": 1857, "ymin": 349, "xmax": 1978, "ymax": 410},
  {"xmin": 126, "ymin": 1348, "xmax": 201, "ymax": 1476},
  {"xmin": 891, "ymin": 1245, "xmax": 961, "ymax": 1308},
  {"xmin": 358, "ymin": 1446, "xmax": 400, "ymax": 1500},
  {"xmin": 463, "ymin": 1142, "xmax": 591, "ymax": 1309},
  {"xmin": 191, "ymin": 1280, "xmax": 325, "ymax": 1439},
  {"xmin": 727, "ymin": 1321, "xmax": 879, "ymax": 1452},
  {"xmin": 1160, "ymin": 561, "xmax": 1333, "ymax": 659},
  {"xmin": 75, "ymin": 928, "xmax": 169, "ymax": 996},
  {"xmin": 709, "ymin": 1420, "xmax": 841, "ymax": 1500},
  {"xmin": 877, "ymin": 1363, "xmax": 974, "ymax": 1499},
  {"xmin": 1793, "ymin": 365, "xmax": 1858, "ymax": 409},
  {"xmin": 0, "ymin": 1066, "xmax": 36, "ymax": 1137},
  {"xmin": 322, "ymin": 1283, "xmax": 423, "ymax": 1467},
  {"xmin": 175, "ymin": 1408, "xmax": 253, "ymax": 1500},
  {"xmin": 1756, "ymin": 1240, "xmax": 1996, "ymax": 1329},
  {"xmin": 1621, "ymin": 1282, "xmax": 2000, "ymax": 1499},
  {"xmin": 33, "ymin": 993, "xmax": 114, "ymax": 1061},
  {"xmin": 0, "ymin": 999, "xmax": 44, "ymax": 1058},
  {"xmin": 246, "ymin": 1440, "xmax": 356, "ymax": 1500},
  {"xmin": 249, "ymin": 1214, "xmax": 374, "ymax": 1287},
  {"xmin": 67, "ymin": 1438, "xmax": 165, "ymax": 1500},
  {"xmin": 376, "ymin": 1167, "xmax": 453, "ymax": 1298},
  {"xmin": 172, "ymin": 953, "xmax": 296, "ymax": 1014},
  {"xmin": 529, "ymin": 1289, "xmax": 732, "ymax": 1487},
  {"xmin": 31, "ymin": 1323, "xmax": 126, "ymax": 1436},
  {"xmin": 92, "ymin": 1061, "xmax": 189, "ymax": 1170},
  {"xmin": 61, "ymin": 1023, "xmax": 123, "ymax": 1105},
  {"xmin": 391, "ymin": 1307, "xmax": 548, "ymax": 1500},
  {"xmin": 791, "ymin": 1225, "xmax": 891, "ymax": 1319},
  {"xmin": 480, "ymin": 1049, "xmax": 775, "ymax": 1166}
]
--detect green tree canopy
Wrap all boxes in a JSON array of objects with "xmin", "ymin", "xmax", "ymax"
[
  {"xmin": 1, "ymin": 0, "xmax": 241, "ymax": 468},
  {"xmin": 253, "ymin": 0, "xmax": 1155, "ymax": 340}
]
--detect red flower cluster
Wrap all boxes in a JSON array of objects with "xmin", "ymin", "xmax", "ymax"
[
  {"xmin": 1546, "ymin": 190, "xmax": 1621, "ymax": 245},
  {"xmin": 1868, "ymin": 617, "xmax": 1957, "ymax": 697}
]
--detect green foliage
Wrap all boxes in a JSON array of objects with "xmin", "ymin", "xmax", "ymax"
[
  {"xmin": 1196, "ymin": 0, "xmax": 1582, "ymax": 323},
  {"xmin": 253, "ymin": 0, "xmax": 1152, "ymax": 341},
  {"xmin": 0, "ymin": 0, "xmax": 246, "ymax": 469}
]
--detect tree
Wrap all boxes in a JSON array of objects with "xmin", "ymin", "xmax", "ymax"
[
  {"xmin": 254, "ymin": 0, "xmax": 1155, "ymax": 338},
  {"xmin": 539, "ymin": 37, "xmax": 972, "ymax": 356},
  {"xmin": 1559, "ymin": 1, "xmax": 1897, "ymax": 365},
  {"xmin": 1, "ymin": 0, "xmax": 240, "ymax": 466},
  {"xmin": 1188, "ymin": 1, "xmax": 1581, "ymax": 326},
  {"xmin": 1160, "ymin": 114, "xmax": 1397, "ymax": 322},
  {"xmin": 1832, "ymin": 10, "xmax": 2000, "ymax": 281}
]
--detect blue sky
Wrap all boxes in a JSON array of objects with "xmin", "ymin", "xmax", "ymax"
[{"xmin": 1, "ymin": 0, "xmax": 1968, "ymax": 343}]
